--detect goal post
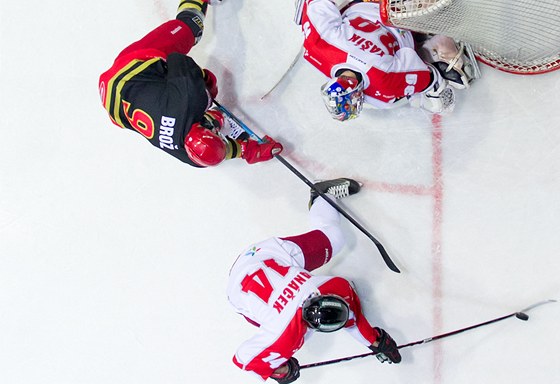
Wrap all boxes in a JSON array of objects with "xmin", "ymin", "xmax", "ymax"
[{"xmin": 380, "ymin": 0, "xmax": 560, "ymax": 75}]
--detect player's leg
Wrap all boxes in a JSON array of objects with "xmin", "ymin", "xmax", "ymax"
[
  {"xmin": 281, "ymin": 178, "xmax": 361, "ymax": 271},
  {"xmin": 115, "ymin": 0, "xmax": 211, "ymax": 62},
  {"xmin": 280, "ymin": 229, "xmax": 336, "ymax": 272},
  {"xmin": 98, "ymin": 13, "xmax": 198, "ymax": 108}
]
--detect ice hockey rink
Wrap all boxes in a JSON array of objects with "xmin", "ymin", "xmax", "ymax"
[{"xmin": 1, "ymin": 1, "xmax": 559, "ymax": 383}]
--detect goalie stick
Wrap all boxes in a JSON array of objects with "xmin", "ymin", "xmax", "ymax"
[
  {"xmin": 258, "ymin": 0, "xmax": 307, "ymax": 100},
  {"xmin": 260, "ymin": 46, "xmax": 304, "ymax": 100},
  {"xmin": 213, "ymin": 100, "xmax": 401, "ymax": 273},
  {"xmin": 300, "ymin": 299, "xmax": 557, "ymax": 370}
]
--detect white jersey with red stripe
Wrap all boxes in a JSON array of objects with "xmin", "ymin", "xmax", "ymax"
[
  {"xmin": 227, "ymin": 237, "xmax": 379, "ymax": 380},
  {"xmin": 301, "ymin": 0, "xmax": 432, "ymax": 108}
]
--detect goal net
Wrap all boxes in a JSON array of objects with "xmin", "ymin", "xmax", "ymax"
[{"xmin": 380, "ymin": 0, "xmax": 560, "ymax": 75}]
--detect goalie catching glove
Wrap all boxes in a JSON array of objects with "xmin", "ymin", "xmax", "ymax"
[
  {"xmin": 368, "ymin": 327, "xmax": 402, "ymax": 364},
  {"xmin": 418, "ymin": 34, "xmax": 475, "ymax": 89}
]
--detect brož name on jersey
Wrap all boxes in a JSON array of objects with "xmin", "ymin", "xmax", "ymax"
[{"xmin": 159, "ymin": 115, "xmax": 178, "ymax": 150}]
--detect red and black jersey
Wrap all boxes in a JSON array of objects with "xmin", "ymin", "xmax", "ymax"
[{"xmin": 99, "ymin": 20, "xmax": 210, "ymax": 167}]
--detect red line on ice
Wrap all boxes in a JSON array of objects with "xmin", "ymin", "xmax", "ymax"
[
  {"xmin": 290, "ymin": 116, "xmax": 446, "ymax": 382},
  {"xmin": 431, "ymin": 114, "xmax": 444, "ymax": 384},
  {"xmin": 152, "ymin": 3, "xmax": 446, "ymax": 378}
]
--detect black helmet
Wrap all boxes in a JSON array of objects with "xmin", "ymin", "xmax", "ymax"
[{"xmin": 302, "ymin": 295, "xmax": 350, "ymax": 333}]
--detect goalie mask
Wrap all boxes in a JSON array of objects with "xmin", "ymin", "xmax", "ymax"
[
  {"xmin": 302, "ymin": 294, "xmax": 350, "ymax": 333},
  {"xmin": 320, "ymin": 74, "xmax": 364, "ymax": 121}
]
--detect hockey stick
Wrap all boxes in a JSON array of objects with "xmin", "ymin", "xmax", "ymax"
[
  {"xmin": 260, "ymin": 46, "xmax": 304, "ymax": 100},
  {"xmin": 299, "ymin": 299, "xmax": 557, "ymax": 370},
  {"xmin": 213, "ymin": 100, "xmax": 400, "ymax": 273}
]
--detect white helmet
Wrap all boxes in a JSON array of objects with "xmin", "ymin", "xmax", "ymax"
[{"xmin": 320, "ymin": 73, "xmax": 364, "ymax": 121}]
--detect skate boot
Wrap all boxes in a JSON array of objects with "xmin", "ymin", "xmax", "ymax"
[{"xmin": 309, "ymin": 178, "xmax": 361, "ymax": 209}]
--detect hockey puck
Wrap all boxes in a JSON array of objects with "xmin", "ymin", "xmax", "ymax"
[{"xmin": 515, "ymin": 312, "xmax": 529, "ymax": 321}]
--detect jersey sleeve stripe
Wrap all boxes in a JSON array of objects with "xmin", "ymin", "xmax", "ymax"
[
  {"xmin": 104, "ymin": 60, "xmax": 141, "ymax": 118},
  {"xmin": 105, "ymin": 58, "xmax": 161, "ymax": 128}
]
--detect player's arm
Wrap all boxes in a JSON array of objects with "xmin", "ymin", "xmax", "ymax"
[
  {"xmin": 318, "ymin": 277, "xmax": 401, "ymax": 363},
  {"xmin": 304, "ymin": 0, "xmax": 346, "ymax": 39},
  {"xmin": 376, "ymin": 46, "xmax": 433, "ymax": 97},
  {"xmin": 176, "ymin": 0, "xmax": 208, "ymax": 45},
  {"xmin": 233, "ymin": 316, "xmax": 307, "ymax": 381}
]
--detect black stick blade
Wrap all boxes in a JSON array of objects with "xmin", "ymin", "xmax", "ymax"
[
  {"xmin": 515, "ymin": 312, "xmax": 529, "ymax": 321},
  {"xmin": 375, "ymin": 243, "xmax": 401, "ymax": 273}
]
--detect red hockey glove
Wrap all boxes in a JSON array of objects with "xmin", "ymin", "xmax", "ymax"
[
  {"xmin": 270, "ymin": 357, "xmax": 300, "ymax": 384},
  {"xmin": 369, "ymin": 327, "xmax": 402, "ymax": 364},
  {"xmin": 241, "ymin": 135, "xmax": 283, "ymax": 164},
  {"xmin": 203, "ymin": 68, "xmax": 218, "ymax": 99}
]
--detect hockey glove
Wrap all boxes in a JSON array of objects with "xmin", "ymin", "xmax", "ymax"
[
  {"xmin": 270, "ymin": 357, "xmax": 300, "ymax": 384},
  {"xmin": 409, "ymin": 65, "xmax": 455, "ymax": 114},
  {"xmin": 431, "ymin": 60, "xmax": 470, "ymax": 90},
  {"xmin": 418, "ymin": 35, "xmax": 471, "ymax": 89},
  {"xmin": 369, "ymin": 327, "xmax": 402, "ymax": 364},
  {"xmin": 199, "ymin": 108, "xmax": 225, "ymax": 131},
  {"xmin": 203, "ymin": 68, "xmax": 218, "ymax": 99},
  {"xmin": 241, "ymin": 135, "xmax": 283, "ymax": 164}
]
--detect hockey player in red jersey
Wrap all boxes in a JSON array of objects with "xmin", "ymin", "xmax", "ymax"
[
  {"xmin": 99, "ymin": 0, "xmax": 282, "ymax": 167},
  {"xmin": 227, "ymin": 178, "xmax": 401, "ymax": 383},
  {"xmin": 295, "ymin": 0, "xmax": 474, "ymax": 120}
]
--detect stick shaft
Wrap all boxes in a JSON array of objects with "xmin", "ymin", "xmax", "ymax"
[
  {"xmin": 260, "ymin": 47, "xmax": 303, "ymax": 100},
  {"xmin": 301, "ymin": 299, "xmax": 558, "ymax": 370},
  {"xmin": 300, "ymin": 314, "xmax": 515, "ymax": 370},
  {"xmin": 213, "ymin": 101, "xmax": 400, "ymax": 273}
]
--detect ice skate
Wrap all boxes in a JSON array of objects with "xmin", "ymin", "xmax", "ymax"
[{"xmin": 309, "ymin": 178, "xmax": 361, "ymax": 208}]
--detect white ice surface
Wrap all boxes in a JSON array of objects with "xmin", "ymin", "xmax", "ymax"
[{"xmin": 1, "ymin": 1, "xmax": 559, "ymax": 383}]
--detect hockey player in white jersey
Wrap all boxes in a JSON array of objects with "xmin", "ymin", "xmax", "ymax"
[
  {"xmin": 227, "ymin": 178, "xmax": 401, "ymax": 383},
  {"xmin": 296, "ymin": 0, "xmax": 474, "ymax": 120}
]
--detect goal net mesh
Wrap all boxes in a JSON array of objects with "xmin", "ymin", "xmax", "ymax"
[{"xmin": 380, "ymin": 0, "xmax": 560, "ymax": 74}]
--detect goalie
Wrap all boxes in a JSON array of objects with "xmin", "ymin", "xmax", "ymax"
[{"xmin": 295, "ymin": 0, "xmax": 476, "ymax": 121}]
